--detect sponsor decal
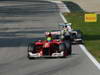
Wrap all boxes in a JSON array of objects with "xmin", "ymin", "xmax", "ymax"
[{"xmin": 85, "ymin": 13, "xmax": 97, "ymax": 22}]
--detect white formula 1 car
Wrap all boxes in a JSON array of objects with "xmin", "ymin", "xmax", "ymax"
[{"xmin": 59, "ymin": 23, "xmax": 84, "ymax": 44}]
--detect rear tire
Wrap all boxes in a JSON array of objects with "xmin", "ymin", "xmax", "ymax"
[
  {"xmin": 76, "ymin": 30, "xmax": 84, "ymax": 44},
  {"xmin": 59, "ymin": 43, "xmax": 67, "ymax": 58},
  {"xmin": 64, "ymin": 40, "xmax": 72, "ymax": 55},
  {"xmin": 59, "ymin": 43, "xmax": 66, "ymax": 52},
  {"xmin": 76, "ymin": 30, "xmax": 82, "ymax": 38}
]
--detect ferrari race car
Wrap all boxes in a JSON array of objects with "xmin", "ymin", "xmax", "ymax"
[
  {"xmin": 27, "ymin": 32, "xmax": 72, "ymax": 59},
  {"xmin": 59, "ymin": 23, "xmax": 84, "ymax": 44}
]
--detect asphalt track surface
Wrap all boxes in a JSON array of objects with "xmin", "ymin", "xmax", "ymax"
[{"xmin": 0, "ymin": 0, "xmax": 100, "ymax": 75}]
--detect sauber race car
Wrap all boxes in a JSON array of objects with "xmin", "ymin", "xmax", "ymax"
[
  {"xmin": 59, "ymin": 23, "xmax": 84, "ymax": 44},
  {"xmin": 27, "ymin": 32, "xmax": 72, "ymax": 59}
]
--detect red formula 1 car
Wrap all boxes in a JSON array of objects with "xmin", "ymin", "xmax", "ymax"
[{"xmin": 27, "ymin": 32, "xmax": 72, "ymax": 59}]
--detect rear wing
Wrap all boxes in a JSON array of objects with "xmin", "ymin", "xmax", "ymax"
[{"xmin": 45, "ymin": 31, "xmax": 60, "ymax": 35}]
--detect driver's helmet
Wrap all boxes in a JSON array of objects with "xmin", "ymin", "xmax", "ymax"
[{"xmin": 47, "ymin": 37, "xmax": 52, "ymax": 42}]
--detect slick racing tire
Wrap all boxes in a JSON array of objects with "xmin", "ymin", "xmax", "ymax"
[
  {"xmin": 59, "ymin": 43, "xmax": 68, "ymax": 57},
  {"xmin": 64, "ymin": 40, "xmax": 72, "ymax": 55},
  {"xmin": 27, "ymin": 52, "xmax": 36, "ymax": 60},
  {"xmin": 76, "ymin": 30, "xmax": 84, "ymax": 44},
  {"xmin": 59, "ymin": 43, "xmax": 66, "ymax": 52},
  {"xmin": 28, "ymin": 43, "xmax": 34, "ymax": 52},
  {"xmin": 27, "ymin": 53, "xmax": 33, "ymax": 59},
  {"xmin": 76, "ymin": 30, "xmax": 82, "ymax": 39},
  {"xmin": 27, "ymin": 43, "xmax": 35, "ymax": 59}
]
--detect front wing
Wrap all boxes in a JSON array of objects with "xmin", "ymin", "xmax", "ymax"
[{"xmin": 28, "ymin": 51, "xmax": 64, "ymax": 58}]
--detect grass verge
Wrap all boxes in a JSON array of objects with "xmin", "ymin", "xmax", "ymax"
[{"xmin": 64, "ymin": 13, "xmax": 100, "ymax": 62}]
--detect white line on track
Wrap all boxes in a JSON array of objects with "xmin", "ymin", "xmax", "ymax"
[
  {"xmin": 50, "ymin": 1, "xmax": 70, "ymax": 13},
  {"xmin": 52, "ymin": 0, "xmax": 100, "ymax": 70},
  {"xmin": 79, "ymin": 45, "xmax": 100, "ymax": 70},
  {"xmin": 59, "ymin": 12, "xmax": 68, "ymax": 23}
]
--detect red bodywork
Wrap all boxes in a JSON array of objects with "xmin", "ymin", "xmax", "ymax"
[
  {"xmin": 31, "ymin": 40, "xmax": 63, "ymax": 56},
  {"xmin": 34, "ymin": 40, "xmax": 62, "ymax": 47}
]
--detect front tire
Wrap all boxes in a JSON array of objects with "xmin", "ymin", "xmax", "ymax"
[
  {"xmin": 59, "ymin": 43, "xmax": 69, "ymax": 58},
  {"xmin": 27, "ymin": 43, "xmax": 35, "ymax": 59},
  {"xmin": 27, "ymin": 53, "xmax": 33, "ymax": 59}
]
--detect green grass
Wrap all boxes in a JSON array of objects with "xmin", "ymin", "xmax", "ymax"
[{"xmin": 64, "ymin": 13, "xmax": 100, "ymax": 62}]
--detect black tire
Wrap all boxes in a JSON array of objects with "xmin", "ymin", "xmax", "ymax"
[
  {"xmin": 64, "ymin": 40, "xmax": 72, "ymax": 55},
  {"xmin": 59, "ymin": 41, "xmax": 72, "ymax": 57},
  {"xmin": 76, "ymin": 30, "xmax": 84, "ymax": 44},
  {"xmin": 59, "ymin": 43, "xmax": 68, "ymax": 57},
  {"xmin": 76, "ymin": 30, "xmax": 83, "ymax": 38},
  {"xmin": 27, "ymin": 53, "xmax": 33, "ymax": 59},
  {"xmin": 27, "ymin": 43, "xmax": 35, "ymax": 59},
  {"xmin": 28, "ymin": 43, "xmax": 36, "ymax": 52},
  {"xmin": 81, "ymin": 40, "xmax": 84, "ymax": 44},
  {"xmin": 59, "ymin": 43, "xmax": 66, "ymax": 52},
  {"xmin": 64, "ymin": 35, "xmax": 70, "ymax": 40},
  {"xmin": 70, "ymin": 32, "xmax": 76, "ymax": 41}
]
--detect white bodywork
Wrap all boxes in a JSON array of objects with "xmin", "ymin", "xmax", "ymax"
[{"xmin": 45, "ymin": 31, "xmax": 61, "ymax": 35}]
